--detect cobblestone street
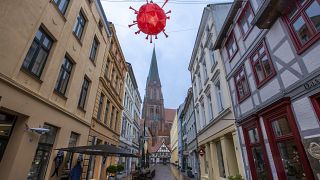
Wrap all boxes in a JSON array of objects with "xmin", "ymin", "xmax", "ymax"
[{"xmin": 154, "ymin": 164, "xmax": 192, "ymax": 180}]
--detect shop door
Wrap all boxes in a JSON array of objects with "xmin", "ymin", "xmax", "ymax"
[{"xmin": 0, "ymin": 112, "xmax": 16, "ymax": 162}]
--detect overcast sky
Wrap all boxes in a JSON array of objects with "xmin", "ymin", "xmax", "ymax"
[{"xmin": 102, "ymin": 0, "xmax": 232, "ymax": 109}]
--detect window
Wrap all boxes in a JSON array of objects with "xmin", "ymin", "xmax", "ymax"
[
  {"xmin": 197, "ymin": 72, "xmax": 202, "ymax": 92},
  {"xmin": 104, "ymin": 58, "xmax": 110, "ymax": 79},
  {"xmin": 201, "ymin": 101, "xmax": 206, "ymax": 127},
  {"xmin": 206, "ymin": 93, "xmax": 214, "ymax": 121},
  {"xmin": 121, "ymin": 117, "xmax": 127, "ymax": 137},
  {"xmin": 193, "ymin": 82, "xmax": 197, "ymax": 97},
  {"xmin": 114, "ymin": 111, "xmax": 119, "ymax": 131},
  {"xmin": 53, "ymin": 0, "xmax": 69, "ymax": 14},
  {"xmin": 97, "ymin": 94, "xmax": 104, "ymax": 121},
  {"xmin": 0, "ymin": 112, "xmax": 16, "ymax": 162},
  {"xmin": 263, "ymin": 103, "xmax": 313, "ymax": 179},
  {"xmin": 238, "ymin": 2, "xmax": 254, "ymax": 37},
  {"xmin": 311, "ymin": 93, "xmax": 320, "ymax": 120},
  {"xmin": 22, "ymin": 28, "xmax": 53, "ymax": 77},
  {"xmin": 216, "ymin": 141, "xmax": 226, "ymax": 178},
  {"xmin": 234, "ymin": 66, "xmax": 250, "ymax": 102},
  {"xmin": 285, "ymin": 0, "xmax": 320, "ymax": 53},
  {"xmin": 215, "ymin": 80, "xmax": 224, "ymax": 112},
  {"xmin": 250, "ymin": 40, "xmax": 276, "ymax": 87},
  {"xmin": 210, "ymin": 51, "xmax": 216, "ymax": 67},
  {"xmin": 55, "ymin": 56, "xmax": 73, "ymax": 95},
  {"xmin": 225, "ymin": 32, "xmax": 238, "ymax": 60},
  {"xmin": 28, "ymin": 124, "xmax": 58, "ymax": 180},
  {"xmin": 78, "ymin": 77, "xmax": 90, "ymax": 109},
  {"xmin": 104, "ymin": 100, "xmax": 110, "ymax": 124},
  {"xmin": 110, "ymin": 106, "xmax": 115, "ymax": 128},
  {"xmin": 202, "ymin": 59, "xmax": 208, "ymax": 81},
  {"xmin": 89, "ymin": 36, "xmax": 99, "ymax": 62},
  {"xmin": 73, "ymin": 11, "xmax": 86, "ymax": 40},
  {"xmin": 64, "ymin": 132, "xmax": 79, "ymax": 169},
  {"xmin": 243, "ymin": 121, "xmax": 271, "ymax": 180}
]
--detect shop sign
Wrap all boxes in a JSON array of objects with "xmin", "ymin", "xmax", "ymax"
[
  {"xmin": 304, "ymin": 75, "xmax": 320, "ymax": 90},
  {"xmin": 302, "ymin": 136, "xmax": 320, "ymax": 179}
]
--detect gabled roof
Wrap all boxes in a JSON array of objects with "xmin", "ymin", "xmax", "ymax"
[
  {"xmin": 147, "ymin": 47, "xmax": 160, "ymax": 83},
  {"xmin": 149, "ymin": 140, "xmax": 171, "ymax": 153}
]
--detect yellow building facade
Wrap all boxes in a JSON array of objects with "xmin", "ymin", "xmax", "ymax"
[
  {"xmin": 170, "ymin": 112, "xmax": 178, "ymax": 165},
  {"xmin": 0, "ymin": 0, "xmax": 116, "ymax": 179}
]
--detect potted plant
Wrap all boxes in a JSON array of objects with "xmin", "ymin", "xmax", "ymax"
[
  {"xmin": 106, "ymin": 165, "xmax": 117, "ymax": 180},
  {"xmin": 227, "ymin": 174, "xmax": 244, "ymax": 180},
  {"xmin": 115, "ymin": 164, "xmax": 125, "ymax": 179}
]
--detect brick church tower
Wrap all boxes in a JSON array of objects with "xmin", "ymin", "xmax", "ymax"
[{"xmin": 142, "ymin": 47, "xmax": 171, "ymax": 146}]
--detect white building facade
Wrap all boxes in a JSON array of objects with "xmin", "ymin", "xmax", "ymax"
[
  {"xmin": 214, "ymin": 0, "xmax": 320, "ymax": 179},
  {"xmin": 120, "ymin": 62, "xmax": 142, "ymax": 174},
  {"xmin": 189, "ymin": 3, "xmax": 244, "ymax": 180}
]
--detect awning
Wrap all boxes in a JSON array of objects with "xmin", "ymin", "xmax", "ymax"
[{"xmin": 55, "ymin": 144, "xmax": 139, "ymax": 157}]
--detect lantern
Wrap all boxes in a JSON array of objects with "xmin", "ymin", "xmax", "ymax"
[{"xmin": 129, "ymin": 0, "xmax": 171, "ymax": 43}]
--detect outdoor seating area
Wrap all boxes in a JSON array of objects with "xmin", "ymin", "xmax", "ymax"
[{"xmin": 132, "ymin": 166, "xmax": 156, "ymax": 180}]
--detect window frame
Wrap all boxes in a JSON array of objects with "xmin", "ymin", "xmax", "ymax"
[
  {"xmin": 242, "ymin": 118, "xmax": 273, "ymax": 180},
  {"xmin": 225, "ymin": 32, "xmax": 239, "ymax": 61},
  {"xmin": 52, "ymin": 0, "xmax": 70, "ymax": 15},
  {"xmin": 237, "ymin": 1, "xmax": 255, "ymax": 39},
  {"xmin": 97, "ymin": 93, "xmax": 104, "ymax": 121},
  {"xmin": 260, "ymin": 100, "xmax": 314, "ymax": 180},
  {"xmin": 73, "ymin": 10, "xmax": 87, "ymax": 41},
  {"xmin": 54, "ymin": 56, "xmax": 73, "ymax": 96},
  {"xmin": 89, "ymin": 36, "xmax": 99, "ymax": 62},
  {"xmin": 249, "ymin": 39, "xmax": 276, "ymax": 88},
  {"xmin": 22, "ymin": 27, "xmax": 53, "ymax": 78},
  {"xmin": 311, "ymin": 92, "xmax": 320, "ymax": 120},
  {"xmin": 234, "ymin": 66, "xmax": 251, "ymax": 103},
  {"xmin": 283, "ymin": 0, "xmax": 320, "ymax": 54},
  {"xmin": 78, "ymin": 76, "xmax": 90, "ymax": 109}
]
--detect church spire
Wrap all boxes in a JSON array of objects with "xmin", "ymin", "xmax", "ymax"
[{"xmin": 147, "ymin": 46, "xmax": 160, "ymax": 83}]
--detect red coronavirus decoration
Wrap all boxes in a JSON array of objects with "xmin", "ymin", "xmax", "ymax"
[{"xmin": 129, "ymin": 0, "xmax": 171, "ymax": 43}]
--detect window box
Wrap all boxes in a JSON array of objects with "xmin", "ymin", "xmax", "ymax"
[
  {"xmin": 283, "ymin": 0, "xmax": 320, "ymax": 54},
  {"xmin": 249, "ymin": 39, "xmax": 276, "ymax": 88},
  {"xmin": 234, "ymin": 66, "xmax": 251, "ymax": 103}
]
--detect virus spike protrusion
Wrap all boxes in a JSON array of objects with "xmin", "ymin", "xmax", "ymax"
[
  {"xmin": 133, "ymin": 20, "xmax": 137, "ymax": 23},
  {"xmin": 150, "ymin": 35, "xmax": 153, "ymax": 43},
  {"xmin": 128, "ymin": 23, "xmax": 137, "ymax": 28},
  {"xmin": 155, "ymin": 35, "xmax": 158, "ymax": 39},
  {"xmin": 146, "ymin": 0, "xmax": 149, "ymax": 3},
  {"xmin": 135, "ymin": 30, "xmax": 141, "ymax": 34},
  {"xmin": 166, "ymin": 16, "xmax": 170, "ymax": 19},
  {"xmin": 129, "ymin": 6, "xmax": 138, "ymax": 14},
  {"xmin": 162, "ymin": 30, "xmax": 168, "ymax": 38},
  {"xmin": 150, "ymin": 0, "xmax": 153, "ymax": 3},
  {"xmin": 166, "ymin": 10, "xmax": 171, "ymax": 14},
  {"xmin": 146, "ymin": 35, "xmax": 149, "ymax": 40},
  {"xmin": 162, "ymin": 0, "xmax": 168, "ymax": 8}
]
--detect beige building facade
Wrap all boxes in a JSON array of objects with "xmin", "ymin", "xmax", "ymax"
[
  {"xmin": 0, "ymin": 0, "xmax": 114, "ymax": 179},
  {"xmin": 87, "ymin": 23, "xmax": 127, "ymax": 180},
  {"xmin": 188, "ymin": 3, "xmax": 244, "ymax": 180}
]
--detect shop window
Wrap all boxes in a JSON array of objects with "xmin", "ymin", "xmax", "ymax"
[
  {"xmin": 237, "ymin": 2, "xmax": 254, "ymax": 38},
  {"xmin": 249, "ymin": 40, "xmax": 276, "ymax": 88},
  {"xmin": 284, "ymin": 0, "xmax": 320, "ymax": 54},
  {"xmin": 28, "ymin": 124, "xmax": 58, "ymax": 180},
  {"xmin": 216, "ymin": 141, "xmax": 226, "ymax": 178},
  {"xmin": 63, "ymin": 132, "xmax": 79, "ymax": 171},
  {"xmin": 0, "ymin": 112, "xmax": 16, "ymax": 162},
  {"xmin": 22, "ymin": 27, "xmax": 53, "ymax": 78},
  {"xmin": 243, "ymin": 120, "xmax": 271, "ymax": 180},
  {"xmin": 55, "ymin": 56, "xmax": 73, "ymax": 95},
  {"xmin": 262, "ymin": 103, "xmax": 313, "ymax": 179},
  {"xmin": 225, "ymin": 32, "xmax": 238, "ymax": 61},
  {"xmin": 234, "ymin": 66, "xmax": 251, "ymax": 103},
  {"xmin": 311, "ymin": 93, "xmax": 320, "ymax": 120}
]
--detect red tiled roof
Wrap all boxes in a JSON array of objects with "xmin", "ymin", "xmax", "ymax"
[{"xmin": 164, "ymin": 108, "xmax": 176, "ymax": 123}]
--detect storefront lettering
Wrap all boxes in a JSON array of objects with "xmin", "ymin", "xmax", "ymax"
[{"xmin": 304, "ymin": 76, "xmax": 320, "ymax": 90}]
